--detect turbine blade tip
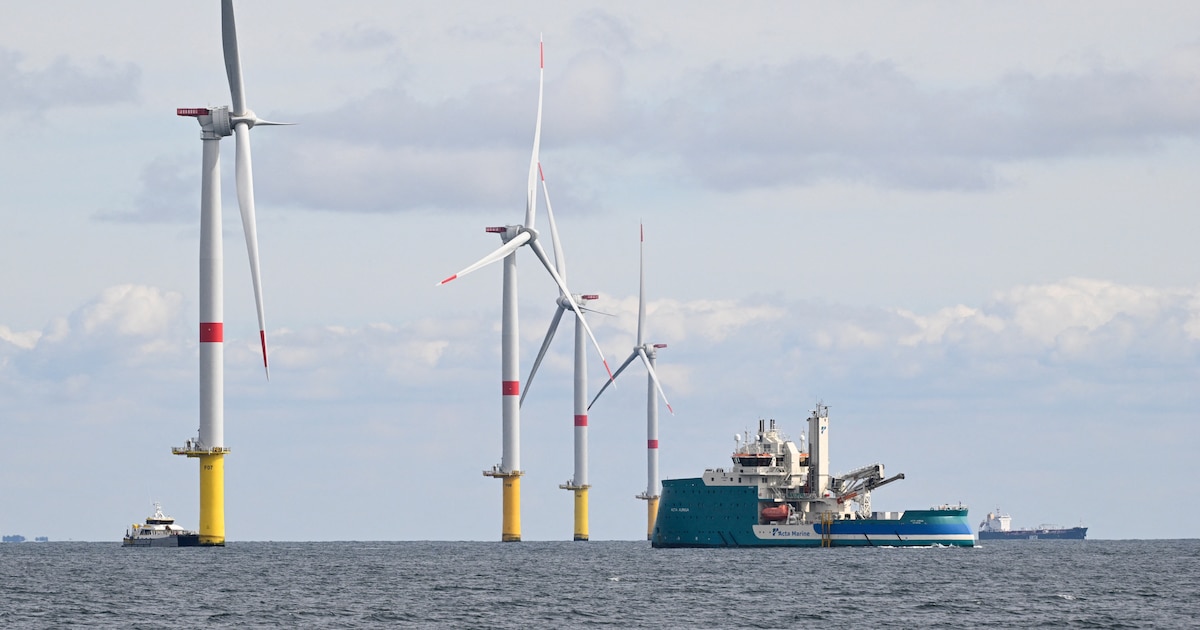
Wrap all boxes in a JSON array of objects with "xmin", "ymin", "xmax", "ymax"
[
  {"xmin": 259, "ymin": 331, "xmax": 269, "ymax": 378},
  {"xmin": 438, "ymin": 275, "xmax": 458, "ymax": 286}
]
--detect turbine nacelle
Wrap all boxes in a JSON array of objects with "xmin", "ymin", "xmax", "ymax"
[
  {"xmin": 487, "ymin": 225, "xmax": 537, "ymax": 245},
  {"xmin": 557, "ymin": 294, "xmax": 598, "ymax": 310},
  {"xmin": 177, "ymin": 106, "xmax": 233, "ymax": 138},
  {"xmin": 177, "ymin": 106, "xmax": 292, "ymax": 140}
]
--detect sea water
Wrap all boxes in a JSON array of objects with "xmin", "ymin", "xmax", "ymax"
[{"xmin": 2, "ymin": 539, "xmax": 1197, "ymax": 628}]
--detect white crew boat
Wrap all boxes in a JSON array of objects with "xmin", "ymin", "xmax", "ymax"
[{"xmin": 122, "ymin": 503, "xmax": 200, "ymax": 547}]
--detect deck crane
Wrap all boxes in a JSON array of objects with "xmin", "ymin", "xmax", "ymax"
[{"xmin": 831, "ymin": 463, "xmax": 906, "ymax": 517}]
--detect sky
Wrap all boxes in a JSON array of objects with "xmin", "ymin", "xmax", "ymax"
[{"xmin": 2, "ymin": 1, "xmax": 1198, "ymax": 541}]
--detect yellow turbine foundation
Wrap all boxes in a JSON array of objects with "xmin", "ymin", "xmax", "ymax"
[
  {"xmin": 573, "ymin": 488, "xmax": 589, "ymax": 541},
  {"xmin": 174, "ymin": 445, "xmax": 229, "ymax": 546},
  {"xmin": 646, "ymin": 496, "xmax": 659, "ymax": 541},
  {"xmin": 198, "ymin": 453, "xmax": 226, "ymax": 546},
  {"xmin": 486, "ymin": 469, "xmax": 523, "ymax": 542},
  {"xmin": 561, "ymin": 482, "xmax": 590, "ymax": 541},
  {"xmin": 502, "ymin": 475, "xmax": 521, "ymax": 542}
]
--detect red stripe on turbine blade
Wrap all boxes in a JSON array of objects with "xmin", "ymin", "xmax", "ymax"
[
  {"xmin": 502, "ymin": 381, "xmax": 520, "ymax": 396},
  {"xmin": 438, "ymin": 274, "xmax": 458, "ymax": 285},
  {"xmin": 538, "ymin": 162, "xmax": 545, "ymax": 181},
  {"xmin": 574, "ymin": 415, "xmax": 588, "ymax": 427},
  {"xmin": 603, "ymin": 360, "xmax": 614, "ymax": 381},
  {"xmin": 666, "ymin": 404, "xmax": 675, "ymax": 415},
  {"xmin": 260, "ymin": 330, "xmax": 268, "ymax": 366},
  {"xmin": 640, "ymin": 223, "xmax": 644, "ymax": 242},
  {"xmin": 200, "ymin": 323, "xmax": 224, "ymax": 343},
  {"xmin": 540, "ymin": 41, "xmax": 544, "ymax": 69},
  {"xmin": 648, "ymin": 439, "xmax": 659, "ymax": 449}
]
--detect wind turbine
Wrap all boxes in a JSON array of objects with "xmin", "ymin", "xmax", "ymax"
[
  {"xmin": 520, "ymin": 163, "xmax": 603, "ymax": 542},
  {"xmin": 589, "ymin": 224, "xmax": 674, "ymax": 541},
  {"xmin": 171, "ymin": 0, "xmax": 286, "ymax": 546},
  {"xmin": 438, "ymin": 40, "xmax": 612, "ymax": 542}
]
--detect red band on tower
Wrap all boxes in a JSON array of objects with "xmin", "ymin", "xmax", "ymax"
[
  {"xmin": 502, "ymin": 381, "xmax": 520, "ymax": 396},
  {"xmin": 200, "ymin": 323, "xmax": 224, "ymax": 343},
  {"xmin": 648, "ymin": 439, "xmax": 659, "ymax": 449},
  {"xmin": 574, "ymin": 414, "xmax": 588, "ymax": 427}
]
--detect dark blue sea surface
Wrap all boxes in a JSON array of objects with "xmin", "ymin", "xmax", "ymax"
[{"xmin": 2, "ymin": 539, "xmax": 1197, "ymax": 628}]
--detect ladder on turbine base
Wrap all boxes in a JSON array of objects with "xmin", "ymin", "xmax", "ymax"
[{"xmin": 820, "ymin": 512, "xmax": 834, "ymax": 547}]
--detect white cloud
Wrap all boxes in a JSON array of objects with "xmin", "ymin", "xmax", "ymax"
[
  {"xmin": 0, "ymin": 324, "xmax": 40, "ymax": 350},
  {"xmin": 896, "ymin": 304, "xmax": 1006, "ymax": 346},
  {"xmin": 76, "ymin": 285, "xmax": 183, "ymax": 338}
]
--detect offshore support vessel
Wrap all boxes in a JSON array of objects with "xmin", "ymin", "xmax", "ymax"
[
  {"xmin": 652, "ymin": 404, "xmax": 975, "ymax": 548},
  {"xmin": 978, "ymin": 509, "xmax": 1087, "ymax": 540},
  {"xmin": 122, "ymin": 503, "xmax": 200, "ymax": 547}
]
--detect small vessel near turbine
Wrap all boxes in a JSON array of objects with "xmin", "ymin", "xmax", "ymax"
[{"xmin": 123, "ymin": 503, "xmax": 200, "ymax": 548}]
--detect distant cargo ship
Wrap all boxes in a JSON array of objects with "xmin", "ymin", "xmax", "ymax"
[
  {"xmin": 977, "ymin": 509, "xmax": 1087, "ymax": 540},
  {"xmin": 652, "ymin": 404, "xmax": 975, "ymax": 548}
]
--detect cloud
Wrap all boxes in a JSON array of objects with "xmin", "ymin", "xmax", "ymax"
[
  {"xmin": 95, "ymin": 155, "xmax": 195, "ymax": 223},
  {"xmin": 0, "ymin": 47, "xmax": 139, "ymax": 115},
  {"xmin": 15, "ymin": 285, "xmax": 187, "ymax": 382},
  {"xmin": 315, "ymin": 23, "xmax": 396, "ymax": 53},
  {"xmin": 652, "ymin": 56, "xmax": 1200, "ymax": 191},
  {"xmin": 231, "ymin": 47, "xmax": 1200, "ymax": 215},
  {"xmin": 0, "ymin": 324, "xmax": 40, "ymax": 351},
  {"xmin": 5, "ymin": 278, "xmax": 1196, "ymax": 419}
]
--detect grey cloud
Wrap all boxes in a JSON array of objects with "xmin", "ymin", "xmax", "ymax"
[
  {"xmin": 0, "ymin": 47, "xmax": 139, "ymax": 114},
  {"xmin": 248, "ymin": 51, "xmax": 1200, "ymax": 213},
  {"xmin": 95, "ymin": 155, "xmax": 195, "ymax": 223},
  {"xmin": 652, "ymin": 58, "xmax": 1200, "ymax": 191},
  {"xmin": 315, "ymin": 23, "xmax": 396, "ymax": 53}
]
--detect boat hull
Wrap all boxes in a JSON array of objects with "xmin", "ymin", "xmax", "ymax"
[
  {"xmin": 652, "ymin": 478, "xmax": 975, "ymax": 548},
  {"xmin": 978, "ymin": 527, "xmax": 1086, "ymax": 541},
  {"xmin": 122, "ymin": 534, "xmax": 201, "ymax": 548}
]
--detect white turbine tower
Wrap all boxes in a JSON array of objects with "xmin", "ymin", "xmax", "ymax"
[
  {"xmin": 172, "ymin": 0, "xmax": 286, "ymax": 546},
  {"xmin": 520, "ymin": 163, "xmax": 603, "ymax": 542},
  {"xmin": 438, "ymin": 40, "xmax": 611, "ymax": 542},
  {"xmin": 589, "ymin": 224, "xmax": 674, "ymax": 541}
]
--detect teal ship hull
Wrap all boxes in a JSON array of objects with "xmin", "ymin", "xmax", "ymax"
[{"xmin": 653, "ymin": 479, "xmax": 974, "ymax": 547}]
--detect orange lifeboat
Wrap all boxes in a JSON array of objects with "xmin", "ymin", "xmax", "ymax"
[{"xmin": 761, "ymin": 505, "xmax": 789, "ymax": 521}]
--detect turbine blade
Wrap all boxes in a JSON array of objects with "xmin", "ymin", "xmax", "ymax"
[
  {"xmin": 539, "ymin": 162, "xmax": 566, "ymax": 281},
  {"xmin": 520, "ymin": 305, "xmax": 567, "ymax": 407},
  {"xmin": 221, "ymin": 0, "xmax": 247, "ymax": 116},
  {"xmin": 637, "ymin": 347, "xmax": 674, "ymax": 415},
  {"xmin": 637, "ymin": 223, "xmax": 646, "ymax": 346},
  {"xmin": 524, "ymin": 38, "xmax": 544, "ymax": 229},
  {"xmin": 437, "ymin": 231, "xmax": 531, "ymax": 286},
  {"xmin": 587, "ymin": 351, "xmax": 638, "ymax": 410},
  {"xmin": 528, "ymin": 239, "xmax": 613, "ymax": 382},
  {"xmin": 247, "ymin": 119, "xmax": 295, "ymax": 127},
  {"xmin": 233, "ymin": 122, "xmax": 268, "ymax": 379}
]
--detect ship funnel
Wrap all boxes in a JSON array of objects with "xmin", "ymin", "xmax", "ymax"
[
  {"xmin": 770, "ymin": 418, "xmax": 776, "ymax": 431},
  {"xmin": 759, "ymin": 419, "xmax": 765, "ymax": 433}
]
